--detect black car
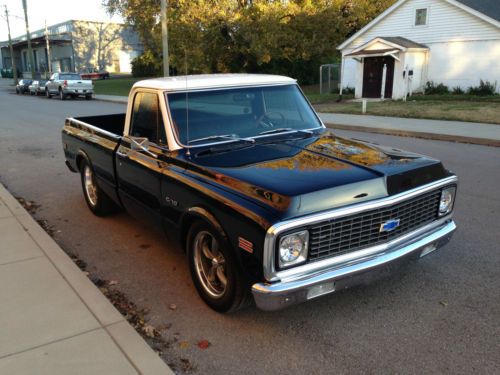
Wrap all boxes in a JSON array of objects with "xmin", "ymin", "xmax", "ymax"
[{"xmin": 15, "ymin": 79, "xmax": 33, "ymax": 95}]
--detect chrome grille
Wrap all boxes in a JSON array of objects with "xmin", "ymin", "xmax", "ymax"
[{"xmin": 308, "ymin": 189, "xmax": 441, "ymax": 262}]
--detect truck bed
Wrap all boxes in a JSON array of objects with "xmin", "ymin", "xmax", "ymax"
[{"xmin": 72, "ymin": 113, "xmax": 126, "ymax": 136}]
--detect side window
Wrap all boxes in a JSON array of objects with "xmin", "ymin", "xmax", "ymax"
[
  {"xmin": 130, "ymin": 92, "xmax": 167, "ymax": 145},
  {"xmin": 415, "ymin": 8, "xmax": 428, "ymax": 26}
]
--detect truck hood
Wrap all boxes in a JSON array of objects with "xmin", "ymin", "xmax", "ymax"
[{"xmin": 182, "ymin": 129, "xmax": 449, "ymax": 219}]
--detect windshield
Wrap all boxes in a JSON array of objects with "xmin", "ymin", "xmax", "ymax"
[
  {"xmin": 60, "ymin": 74, "xmax": 82, "ymax": 80},
  {"xmin": 166, "ymin": 84, "xmax": 322, "ymax": 146}
]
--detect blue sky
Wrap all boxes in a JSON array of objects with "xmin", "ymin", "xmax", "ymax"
[{"xmin": 0, "ymin": 0, "xmax": 123, "ymax": 41}]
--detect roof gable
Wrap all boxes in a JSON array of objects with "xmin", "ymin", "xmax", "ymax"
[{"xmin": 338, "ymin": 0, "xmax": 500, "ymax": 50}]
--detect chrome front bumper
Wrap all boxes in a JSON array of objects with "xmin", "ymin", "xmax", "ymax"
[{"xmin": 252, "ymin": 219, "xmax": 456, "ymax": 311}]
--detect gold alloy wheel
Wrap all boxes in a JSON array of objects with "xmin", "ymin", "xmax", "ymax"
[
  {"xmin": 193, "ymin": 230, "xmax": 228, "ymax": 298},
  {"xmin": 83, "ymin": 165, "xmax": 98, "ymax": 207}
]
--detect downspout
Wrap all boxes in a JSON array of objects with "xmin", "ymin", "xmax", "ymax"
[{"xmin": 338, "ymin": 52, "xmax": 346, "ymax": 102}]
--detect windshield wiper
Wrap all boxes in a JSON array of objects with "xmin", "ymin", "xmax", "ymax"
[
  {"xmin": 258, "ymin": 128, "xmax": 315, "ymax": 136},
  {"xmin": 188, "ymin": 134, "xmax": 255, "ymax": 145}
]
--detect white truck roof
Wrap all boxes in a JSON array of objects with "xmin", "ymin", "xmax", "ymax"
[{"xmin": 133, "ymin": 73, "xmax": 296, "ymax": 92}]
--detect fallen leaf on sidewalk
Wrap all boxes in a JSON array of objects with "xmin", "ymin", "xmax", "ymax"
[
  {"xmin": 143, "ymin": 324, "xmax": 156, "ymax": 338},
  {"xmin": 109, "ymin": 280, "xmax": 118, "ymax": 286},
  {"xmin": 179, "ymin": 341, "xmax": 189, "ymax": 349},
  {"xmin": 180, "ymin": 358, "xmax": 194, "ymax": 372},
  {"xmin": 440, "ymin": 301, "xmax": 448, "ymax": 307},
  {"xmin": 169, "ymin": 303, "xmax": 177, "ymax": 310},
  {"xmin": 197, "ymin": 339, "xmax": 210, "ymax": 349}
]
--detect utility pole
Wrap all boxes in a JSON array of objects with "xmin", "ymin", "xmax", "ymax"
[
  {"xmin": 22, "ymin": 0, "xmax": 35, "ymax": 78},
  {"xmin": 161, "ymin": 0, "xmax": 169, "ymax": 76},
  {"xmin": 3, "ymin": 5, "xmax": 18, "ymax": 84},
  {"xmin": 45, "ymin": 20, "xmax": 51, "ymax": 75}
]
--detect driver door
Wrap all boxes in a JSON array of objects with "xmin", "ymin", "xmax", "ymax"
[{"xmin": 116, "ymin": 91, "xmax": 167, "ymax": 226}]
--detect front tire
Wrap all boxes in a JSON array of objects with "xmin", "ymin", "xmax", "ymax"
[
  {"xmin": 85, "ymin": 94, "xmax": 92, "ymax": 100},
  {"xmin": 79, "ymin": 159, "xmax": 117, "ymax": 216},
  {"xmin": 187, "ymin": 221, "xmax": 250, "ymax": 313}
]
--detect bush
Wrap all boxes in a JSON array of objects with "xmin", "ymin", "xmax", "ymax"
[
  {"xmin": 425, "ymin": 81, "xmax": 449, "ymax": 95},
  {"xmin": 467, "ymin": 80, "xmax": 497, "ymax": 96},
  {"xmin": 342, "ymin": 86, "xmax": 355, "ymax": 95},
  {"xmin": 131, "ymin": 51, "xmax": 162, "ymax": 77},
  {"xmin": 452, "ymin": 86, "xmax": 465, "ymax": 95}
]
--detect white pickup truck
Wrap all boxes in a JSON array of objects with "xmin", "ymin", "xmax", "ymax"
[{"xmin": 46, "ymin": 72, "xmax": 94, "ymax": 100}]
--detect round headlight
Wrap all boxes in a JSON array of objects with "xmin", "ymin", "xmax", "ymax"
[
  {"xmin": 278, "ymin": 230, "xmax": 309, "ymax": 268},
  {"xmin": 439, "ymin": 187, "xmax": 456, "ymax": 216}
]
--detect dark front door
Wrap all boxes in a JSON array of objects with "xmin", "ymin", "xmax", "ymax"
[
  {"xmin": 362, "ymin": 56, "xmax": 395, "ymax": 98},
  {"xmin": 116, "ymin": 91, "xmax": 167, "ymax": 228}
]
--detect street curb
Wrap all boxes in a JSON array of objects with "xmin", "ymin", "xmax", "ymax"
[
  {"xmin": 94, "ymin": 95, "xmax": 127, "ymax": 104},
  {"xmin": 0, "ymin": 183, "xmax": 174, "ymax": 375},
  {"xmin": 324, "ymin": 123, "xmax": 500, "ymax": 147}
]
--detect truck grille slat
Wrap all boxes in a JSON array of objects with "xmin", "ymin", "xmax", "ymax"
[{"xmin": 307, "ymin": 190, "xmax": 441, "ymax": 262}]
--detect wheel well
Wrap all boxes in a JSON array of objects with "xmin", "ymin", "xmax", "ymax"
[
  {"xmin": 180, "ymin": 209, "xmax": 228, "ymax": 252},
  {"xmin": 75, "ymin": 152, "xmax": 89, "ymax": 172}
]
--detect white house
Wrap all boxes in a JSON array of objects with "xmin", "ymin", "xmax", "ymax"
[{"xmin": 338, "ymin": 0, "xmax": 500, "ymax": 99}]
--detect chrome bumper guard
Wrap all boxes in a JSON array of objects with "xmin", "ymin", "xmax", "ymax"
[{"xmin": 252, "ymin": 219, "xmax": 456, "ymax": 311}]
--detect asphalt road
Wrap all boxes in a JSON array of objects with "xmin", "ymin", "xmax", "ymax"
[{"xmin": 1, "ymin": 82, "xmax": 499, "ymax": 374}]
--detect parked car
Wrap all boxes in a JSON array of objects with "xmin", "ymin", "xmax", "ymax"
[
  {"xmin": 61, "ymin": 74, "xmax": 458, "ymax": 313},
  {"xmin": 29, "ymin": 80, "xmax": 47, "ymax": 96},
  {"xmin": 80, "ymin": 68, "xmax": 110, "ymax": 80},
  {"xmin": 46, "ymin": 72, "xmax": 94, "ymax": 100},
  {"xmin": 15, "ymin": 79, "xmax": 33, "ymax": 95}
]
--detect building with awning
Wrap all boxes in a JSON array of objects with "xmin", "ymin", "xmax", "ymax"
[
  {"xmin": 1, "ymin": 20, "xmax": 143, "ymax": 79},
  {"xmin": 338, "ymin": 0, "xmax": 500, "ymax": 99}
]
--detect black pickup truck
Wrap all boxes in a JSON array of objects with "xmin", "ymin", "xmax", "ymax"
[{"xmin": 62, "ymin": 74, "xmax": 457, "ymax": 312}]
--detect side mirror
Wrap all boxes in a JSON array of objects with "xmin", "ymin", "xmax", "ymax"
[{"xmin": 130, "ymin": 136, "xmax": 157, "ymax": 158}]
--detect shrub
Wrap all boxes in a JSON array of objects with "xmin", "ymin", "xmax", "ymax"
[
  {"xmin": 452, "ymin": 86, "xmax": 465, "ymax": 95},
  {"xmin": 131, "ymin": 51, "xmax": 162, "ymax": 77},
  {"xmin": 342, "ymin": 86, "xmax": 355, "ymax": 95},
  {"xmin": 467, "ymin": 80, "xmax": 497, "ymax": 96},
  {"xmin": 425, "ymin": 81, "xmax": 449, "ymax": 95}
]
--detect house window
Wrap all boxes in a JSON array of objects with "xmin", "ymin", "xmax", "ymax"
[{"xmin": 415, "ymin": 8, "xmax": 428, "ymax": 26}]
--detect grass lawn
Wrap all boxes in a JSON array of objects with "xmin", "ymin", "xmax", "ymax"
[
  {"xmin": 314, "ymin": 96, "xmax": 500, "ymax": 124},
  {"xmin": 93, "ymin": 77, "xmax": 143, "ymax": 96}
]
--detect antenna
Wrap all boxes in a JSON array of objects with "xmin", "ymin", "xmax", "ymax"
[{"xmin": 185, "ymin": 50, "xmax": 190, "ymax": 157}]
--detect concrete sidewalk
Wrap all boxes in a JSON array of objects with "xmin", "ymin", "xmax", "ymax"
[
  {"xmin": 93, "ymin": 94, "xmax": 500, "ymax": 147},
  {"xmin": 0, "ymin": 183, "xmax": 173, "ymax": 375},
  {"xmin": 319, "ymin": 113, "xmax": 500, "ymax": 147}
]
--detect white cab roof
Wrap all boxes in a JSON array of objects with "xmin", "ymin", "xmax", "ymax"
[{"xmin": 133, "ymin": 73, "xmax": 296, "ymax": 92}]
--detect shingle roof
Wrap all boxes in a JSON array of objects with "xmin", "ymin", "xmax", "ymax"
[
  {"xmin": 380, "ymin": 36, "xmax": 428, "ymax": 49},
  {"xmin": 455, "ymin": 0, "xmax": 500, "ymax": 22}
]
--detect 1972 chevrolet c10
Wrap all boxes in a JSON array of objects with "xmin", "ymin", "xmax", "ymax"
[{"xmin": 61, "ymin": 74, "xmax": 457, "ymax": 312}]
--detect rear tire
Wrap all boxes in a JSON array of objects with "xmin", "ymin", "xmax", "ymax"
[
  {"xmin": 187, "ymin": 221, "xmax": 251, "ymax": 313},
  {"xmin": 79, "ymin": 159, "xmax": 117, "ymax": 216}
]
